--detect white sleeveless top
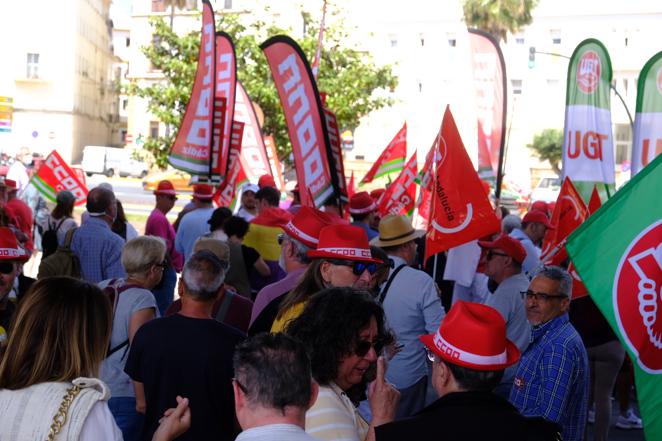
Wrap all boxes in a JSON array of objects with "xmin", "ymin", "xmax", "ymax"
[{"xmin": 0, "ymin": 377, "xmax": 111, "ymax": 441}]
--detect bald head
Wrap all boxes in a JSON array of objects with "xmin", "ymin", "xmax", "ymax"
[{"xmin": 87, "ymin": 187, "xmax": 116, "ymax": 222}]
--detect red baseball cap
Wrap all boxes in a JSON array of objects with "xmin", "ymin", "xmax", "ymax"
[
  {"xmin": 192, "ymin": 184, "xmax": 214, "ymax": 200},
  {"xmin": 0, "ymin": 227, "xmax": 30, "ymax": 262},
  {"xmin": 153, "ymin": 180, "xmax": 176, "ymax": 196},
  {"xmin": 307, "ymin": 224, "xmax": 381, "ymax": 263},
  {"xmin": 349, "ymin": 191, "xmax": 377, "ymax": 215},
  {"xmin": 530, "ymin": 200, "xmax": 549, "ymax": 214},
  {"xmin": 478, "ymin": 234, "xmax": 527, "ymax": 265},
  {"xmin": 258, "ymin": 174, "xmax": 277, "ymax": 189},
  {"xmin": 283, "ymin": 206, "xmax": 337, "ymax": 249},
  {"xmin": 420, "ymin": 301, "xmax": 520, "ymax": 371},
  {"xmin": 523, "ymin": 209, "xmax": 555, "ymax": 229}
]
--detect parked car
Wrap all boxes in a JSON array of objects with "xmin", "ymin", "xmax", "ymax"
[
  {"xmin": 82, "ymin": 145, "xmax": 149, "ymax": 178},
  {"xmin": 142, "ymin": 169, "xmax": 193, "ymax": 192},
  {"xmin": 530, "ymin": 176, "xmax": 561, "ymax": 203}
]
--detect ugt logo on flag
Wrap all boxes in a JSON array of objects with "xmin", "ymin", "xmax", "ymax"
[{"xmin": 615, "ymin": 220, "xmax": 662, "ymax": 373}]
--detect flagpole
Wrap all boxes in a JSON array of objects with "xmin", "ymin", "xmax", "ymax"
[{"xmin": 311, "ymin": 0, "xmax": 327, "ymax": 79}]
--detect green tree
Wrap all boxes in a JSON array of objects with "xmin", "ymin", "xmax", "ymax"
[
  {"xmin": 462, "ymin": 0, "xmax": 539, "ymax": 41},
  {"xmin": 126, "ymin": 9, "xmax": 397, "ymax": 169},
  {"xmin": 528, "ymin": 128, "xmax": 563, "ymax": 176}
]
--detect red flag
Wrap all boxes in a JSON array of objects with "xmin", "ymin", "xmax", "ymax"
[
  {"xmin": 416, "ymin": 135, "xmax": 443, "ymax": 227},
  {"xmin": 214, "ymin": 121, "xmax": 246, "ymax": 207},
  {"xmin": 360, "ymin": 123, "xmax": 407, "ymax": 185},
  {"xmin": 588, "ymin": 184, "xmax": 602, "ymax": 214},
  {"xmin": 168, "ymin": 0, "xmax": 215, "ymax": 175},
  {"xmin": 30, "ymin": 150, "xmax": 88, "ymax": 206},
  {"xmin": 425, "ymin": 106, "xmax": 500, "ymax": 261},
  {"xmin": 377, "ymin": 152, "xmax": 418, "ymax": 217},
  {"xmin": 234, "ymin": 81, "xmax": 273, "ymax": 182},
  {"xmin": 213, "ymin": 32, "xmax": 237, "ymax": 180},
  {"xmin": 468, "ymin": 29, "xmax": 507, "ymax": 178},
  {"xmin": 541, "ymin": 177, "xmax": 589, "ymax": 265},
  {"xmin": 347, "ymin": 171, "xmax": 355, "ymax": 199},
  {"xmin": 264, "ymin": 135, "xmax": 286, "ymax": 190},
  {"xmin": 323, "ymin": 106, "xmax": 348, "ymax": 204},
  {"xmin": 261, "ymin": 36, "xmax": 335, "ymax": 208},
  {"xmin": 569, "ymin": 184, "xmax": 603, "ymax": 300}
]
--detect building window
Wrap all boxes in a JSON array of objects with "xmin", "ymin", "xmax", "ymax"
[
  {"xmin": 125, "ymin": 37, "xmax": 130, "ymax": 47},
  {"xmin": 550, "ymin": 30, "xmax": 561, "ymax": 45},
  {"xmin": 224, "ymin": 0, "xmax": 233, "ymax": 9},
  {"xmin": 150, "ymin": 121, "xmax": 159, "ymax": 139},
  {"xmin": 511, "ymin": 79, "xmax": 523, "ymax": 94},
  {"xmin": 122, "ymin": 99, "xmax": 128, "ymax": 110},
  {"xmin": 27, "ymin": 53, "xmax": 40, "ymax": 79},
  {"xmin": 389, "ymin": 35, "xmax": 397, "ymax": 47},
  {"xmin": 515, "ymin": 37, "xmax": 525, "ymax": 45},
  {"xmin": 152, "ymin": 0, "xmax": 165, "ymax": 12},
  {"xmin": 419, "ymin": 34, "xmax": 425, "ymax": 47},
  {"xmin": 547, "ymin": 79, "xmax": 559, "ymax": 88}
]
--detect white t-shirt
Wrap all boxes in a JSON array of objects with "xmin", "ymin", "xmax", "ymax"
[{"xmin": 80, "ymin": 401, "xmax": 123, "ymax": 441}]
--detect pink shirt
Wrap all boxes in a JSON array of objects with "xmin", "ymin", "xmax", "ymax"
[{"xmin": 145, "ymin": 209, "xmax": 183, "ymax": 272}]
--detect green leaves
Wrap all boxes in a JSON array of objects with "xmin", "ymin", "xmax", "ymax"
[
  {"xmin": 124, "ymin": 10, "xmax": 397, "ymax": 169},
  {"xmin": 462, "ymin": 0, "xmax": 538, "ymax": 42},
  {"xmin": 527, "ymin": 128, "xmax": 563, "ymax": 175}
]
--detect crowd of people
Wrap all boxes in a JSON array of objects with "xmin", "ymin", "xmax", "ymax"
[{"xmin": 0, "ymin": 166, "xmax": 644, "ymax": 441}]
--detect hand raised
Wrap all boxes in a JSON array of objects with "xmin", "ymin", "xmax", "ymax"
[{"xmin": 368, "ymin": 356, "xmax": 400, "ymax": 425}]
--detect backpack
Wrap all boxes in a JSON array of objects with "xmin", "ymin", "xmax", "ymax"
[
  {"xmin": 41, "ymin": 217, "xmax": 66, "ymax": 258},
  {"xmin": 103, "ymin": 279, "xmax": 142, "ymax": 359},
  {"xmin": 37, "ymin": 227, "xmax": 81, "ymax": 279}
]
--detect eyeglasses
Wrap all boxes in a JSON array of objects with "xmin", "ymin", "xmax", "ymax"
[
  {"xmin": 0, "ymin": 262, "xmax": 14, "ymax": 274},
  {"xmin": 521, "ymin": 290, "xmax": 567, "ymax": 302},
  {"xmin": 277, "ymin": 233, "xmax": 285, "ymax": 245},
  {"xmin": 354, "ymin": 338, "xmax": 384, "ymax": 357},
  {"xmin": 232, "ymin": 377, "xmax": 248, "ymax": 394},
  {"xmin": 486, "ymin": 251, "xmax": 509, "ymax": 260},
  {"xmin": 328, "ymin": 259, "xmax": 377, "ymax": 276},
  {"xmin": 155, "ymin": 260, "xmax": 168, "ymax": 270}
]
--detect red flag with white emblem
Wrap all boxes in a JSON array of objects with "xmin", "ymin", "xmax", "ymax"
[{"xmin": 377, "ymin": 152, "xmax": 417, "ymax": 217}]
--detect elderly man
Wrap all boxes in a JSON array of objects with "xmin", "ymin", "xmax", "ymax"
[
  {"xmin": 375, "ymin": 301, "xmax": 560, "ymax": 440},
  {"xmin": 248, "ymin": 206, "xmax": 335, "ymax": 335},
  {"xmin": 371, "ymin": 214, "xmax": 445, "ymax": 418},
  {"xmin": 509, "ymin": 210, "xmax": 554, "ymax": 275},
  {"xmin": 236, "ymin": 183, "xmax": 259, "ymax": 222},
  {"xmin": 0, "ymin": 227, "xmax": 30, "ymax": 347},
  {"xmin": 70, "ymin": 186, "xmax": 125, "ymax": 283},
  {"xmin": 478, "ymin": 234, "xmax": 531, "ymax": 398},
  {"xmin": 175, "ymin": 184, "xmax": 215, "ymax": 261},
  {"xmin": 145, "ymin": 180, "xmax": 183, "ymax": 315},
  {"xmin": 233, "ymin": 333, "xmax": 319, "ymax": 441},
  {"xmin": 125, "ymin": 250, "xmax": 245, "ymax": 441},
  {"xmin": 510, "ymin": 266, "xmax": 589, "ymax": 441}
]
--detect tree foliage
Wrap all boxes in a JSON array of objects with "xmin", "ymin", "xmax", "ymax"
[
  {"xmin": 528, "ymin": 128, "xmax": 563, "ymax": 176},
  {"xmin": 462, "ymin": 0, "xmax": 539, "ymax": 42},
  {"xmin": 125, "ymin": 8, "xmax": 398, "ymax": 169}
]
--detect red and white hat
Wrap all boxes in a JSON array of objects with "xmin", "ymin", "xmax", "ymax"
[
  {"xmin": 153, "ymin": 180, "xmax": 176, "ymax": 196},
  {"xmin": 523, "ymin": 209, "xmax": 555, "ymax": 229},
  {"xmin": 283, "ymin": 206, "xmax": 337, "ymax": 249},
  {"xmin": 258, "ymin": 174, "xmax": 277, "ymax": 189},
  {"xmin": 193, "ymin": 184, "xmax": 214, "ymax": 200},
  {"xmin": 420, "ymin": 301, "xmax": 520, "ymax": 371},
  {"xmin": 0, "ymin": 227, "xmax": 29, "ymax": 262},
  {"xmin": 307, "ymin": 224, "xmax": 381, "ymax": 263},
  {"xmin": 349, "ymin": 191, "xmax": 377, "ymax": 215}
]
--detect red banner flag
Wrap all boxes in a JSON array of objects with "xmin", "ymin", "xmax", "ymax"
[
  {"xmin": 425, "ymin": 106, "xmax": 501, "ymax": 261},
  {"xmin": 30, "ymin": 150, "xmax": 88, "ymax": 206},
  {"xmin": 347, "ymin": 170, "xmax": 355, "ymax": 199},
  {"xmin": 569, "ymin": 184, "xmax": 603, "ymax": 300},
  {"xmin": 541, "ymin": 177, "xmax": 589, "ymax": 265},
  {"xmin": 168, "ymin": 0, "xmax": 215, "ymax": 175},
  {"xmin": 468, "ymin": 29, "xmax": 507, "ymax": 181},
  {"xmin": 261, "ymin": 35, "xmax": 335, "ymax": 208},
  {"xmin": 377, "ymin": 151, "xmax": 418, "ymax": 217},
  {"xmin": 212, "ymin": 32, "xmax": 237, "ymax": 180},
  {"xmin": 416, "ymin": 134, "xmax": 443, "ymax": 227},
  {"xmin": 588, "ymin": 184, "xmax": 602, "ymax": 214},
  {"xmin": 360, "ymin": 123, "xmax": 407, "ymax": 185},
  {"xmin": 264, "ymin": 135, "xmax": 285, "ymax": 190},
  {"xmin": 323, "ymin": 106, "xmax": 348, "ymax": 204},
  {"xmin": 234, "ymin": 81, "xmax": 273, "ymax": 183},
  {"xmin": 214, "ymin": 121, "xmax": 246, "ymax": 208}
]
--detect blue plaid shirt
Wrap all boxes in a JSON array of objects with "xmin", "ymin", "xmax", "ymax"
[
  {"xmin": 70, "ymin": 217, "xmax": 126, "ymax": 283},
  {"xmin": 509, "ymin": 313, "xmax": 589, "ymax": 441}
]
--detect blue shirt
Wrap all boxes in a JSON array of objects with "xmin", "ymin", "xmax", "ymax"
[
  {"xmin": 70, "ymin": 217, "xmax": 126, "ymax": 283},
  {"xmin": 174, "ymin": 207, "xmax": 214, "ymax": 261},
  {"xmin": 509, "ymin": 228, "xmax": 540, "ymax": 276},
  {"xmin": 509, "ymin": 314, "xmax": 589, "ymax": 441},
  {"xmin": 351, "ymin": 221, "xmax": 378, "ymax": 241}
]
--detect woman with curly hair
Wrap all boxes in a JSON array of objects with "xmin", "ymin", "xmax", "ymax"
[{"xmin": 286, "ymin": 287, "xmax": 400, "ymax": 441}]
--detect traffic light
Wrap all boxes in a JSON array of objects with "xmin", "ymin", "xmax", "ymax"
[{"xmin": 528, "ymin": 46, "xmax": 536, "ymax": 68}]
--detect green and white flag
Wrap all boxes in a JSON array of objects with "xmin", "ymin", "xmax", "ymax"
[
  {"xmin": 632, "ymin": 51, "xmax": 662, "ymax": 176},
  {"xmin": 562, "ymin": 39, "xmax": 615, "ymax": 201},
  {"xmin": 567, "ymin": 154, "xmax": 662, "ymax": 441}
]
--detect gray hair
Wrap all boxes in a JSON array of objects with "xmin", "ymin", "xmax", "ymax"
[
  {"xmin": 181, "ymin": 250, "xmax": 226, "ymax": 300},
  {"xmin": 289, "ymin": 237, "xmax": 311, "ymax": 264},
  {"xmin": 502, "ymin": 214, "xmax": 521, "ymax": 234},
  {"xmin": 534, "ymin": 265, "xmax": 572, "ymax": 298}
]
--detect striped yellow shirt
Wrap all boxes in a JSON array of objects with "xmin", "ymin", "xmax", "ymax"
[{"xmin": 305, "ymin": 382, "xmax": 369, "ymax": 441}]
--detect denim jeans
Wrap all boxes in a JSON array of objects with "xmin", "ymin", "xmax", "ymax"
[
  {"xmin": 152, "ymin": 264, "xmax": 176, "ymax": 316},
  {"xmin": 108, "ymin": 396, "xmax": 144, "ymax": 441}
]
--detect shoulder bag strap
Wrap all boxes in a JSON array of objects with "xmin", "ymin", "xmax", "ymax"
[
  {"xmin": 63, "ymin": 227, "xmax": 77, "ymax": 249},
  {"xmin": 46, "ymin": 383, "xmax": 82, "ymax": 441},
  {"xmin": 379, "ymin": 263, "xmax": 407, "ymax": 304}
]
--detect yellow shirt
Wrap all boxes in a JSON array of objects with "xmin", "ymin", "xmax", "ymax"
[{"xmin": 270, "ymin": 301, "xmax": 306, "ymax": 333}]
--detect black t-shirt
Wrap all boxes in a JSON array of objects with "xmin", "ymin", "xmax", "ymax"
[
  {"xmin": 125, "ymin": 313, "xmax": 246, "ymax": 441},
  {"xmin": 241, "ymin": 245, "xmax": 260, "ymax": 274}
]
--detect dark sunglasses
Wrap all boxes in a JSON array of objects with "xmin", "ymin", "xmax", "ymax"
[
  {"xmin": 328, "ymin": 259, "xmax": 377, "ymax": 276},
  {"xmin": 520, "ymin": 290, "xmax": 567, "ymax": 302},
  {"xmin": 486, "ymin": 251, "xmax": 509, "ymax": 260},
  {"xmin": 0, "ymin": 262, "xmax": 14, "ymax": 274},
  {"xmin": 354, "ymin": 338, "xmax": 384, "ymax": 357},
  {"xmin": 277, "ymin": 233, "xmax": 285, "ymax": 246}
]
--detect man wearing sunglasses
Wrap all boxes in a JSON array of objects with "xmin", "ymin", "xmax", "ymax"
[
  {"xmin": 510, "ymin": 266, "xmax": 589, "ymax": 441},
  {"xmin": 0, "ymin": 227, "xmax": 30, "ymax": 348},
  {"xmin": 371, "ymin": 214, "xmax": 445, "ymax": 419},
  {"xmin": 478, "ymin": 235, "xmax": 531, "ymax": 398}
]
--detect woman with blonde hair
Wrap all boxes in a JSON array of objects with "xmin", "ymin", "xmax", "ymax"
[
  {"xmin": 98, "ymin": 236, "xmax": 166, "ymax": 441},
  {"xmin": 0, "ymin": 277, "xmax": 190, "ymax": 440}
]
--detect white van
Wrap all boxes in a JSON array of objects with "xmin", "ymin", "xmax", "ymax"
[{"xmin": 81, "ymin": 146, "xmax": 148, "ymax": 178}]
